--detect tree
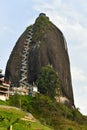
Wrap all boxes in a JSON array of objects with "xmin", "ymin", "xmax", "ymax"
[{"xmin": 36, "ymin": 65, "xmax": 61, "ymax": 99}]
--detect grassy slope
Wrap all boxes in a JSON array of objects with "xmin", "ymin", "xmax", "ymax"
[
  {"xmin": 0, "ymin": 100, "xmax": 52, "ymax": 130},
  {"xmin": 28, "ymin": 94, "xmax": 87, "ymax": 130},
  {"xmin": 1, "ymin": 96, "xmax": 87, "ymax": 130},
  {"xmin": 0, "ymin": 100, "xmax": 8, "ymax": 105},
  {"xmin": 5, "ymin": 95, "xmax": 87, "ymax": 130}
]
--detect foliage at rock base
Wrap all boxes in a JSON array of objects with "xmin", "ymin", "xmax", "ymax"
[{"xmin": 7, "ymin": 94, "xmax": 87, "ymax": 130}]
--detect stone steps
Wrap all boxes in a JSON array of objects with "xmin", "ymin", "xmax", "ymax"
[{"xmin": 19, "ymin": 27, "xmax": 33, "ymax": 87}]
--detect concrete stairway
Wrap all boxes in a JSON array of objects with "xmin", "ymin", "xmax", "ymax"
[{"xmin": 19, "ymin": 27, "xmax": 33, "ymax": 87}]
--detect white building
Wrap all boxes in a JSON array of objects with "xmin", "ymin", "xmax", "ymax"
[{"xmin": 0, "ymin": 78, "xmax": 10, "ymax": 101}]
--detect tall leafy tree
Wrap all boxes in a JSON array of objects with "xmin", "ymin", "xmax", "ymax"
[{"xmin": 36, "ymin": 65, "xmax": 61, "ymax": 99}]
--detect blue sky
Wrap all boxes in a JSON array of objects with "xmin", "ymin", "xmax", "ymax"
[{"xmin": 0, "ymin": 0, "xmax": 87, "ymax": 115}]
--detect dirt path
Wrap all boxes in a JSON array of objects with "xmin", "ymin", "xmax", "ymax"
[{"xmin": 0, "ymin": 105, "xmax": 20, "ymax": 110}]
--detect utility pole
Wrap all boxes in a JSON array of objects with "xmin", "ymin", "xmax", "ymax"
[
  {"xmin": 10, "ymin": 125, "xmax": 12, "ymax": 130},
  {"xmin": 20, "ymin": 97, "xmax": 21, "ymax": 109}
]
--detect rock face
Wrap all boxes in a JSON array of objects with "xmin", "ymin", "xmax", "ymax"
[{"xmin": 5, "ymin": 13, "xmax": 74, "ymax": 105}]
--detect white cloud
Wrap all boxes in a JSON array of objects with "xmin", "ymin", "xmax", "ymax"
[
  {"xmin": 75, "ymin": 95, "xmax": 87, "ymax": 115},
  {"xmin": 71, "ymin": 67, "xmax": 87, "ymax": 82},
  {"xmin": 3, "ymin": 26, "xmax": 15, "ymax": 33}
]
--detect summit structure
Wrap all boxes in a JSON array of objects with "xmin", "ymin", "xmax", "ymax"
[{"xmin": 5, "ymin": 13, "xmax": 74, "ymax": 105}]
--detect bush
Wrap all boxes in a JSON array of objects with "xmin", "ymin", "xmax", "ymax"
[
  {"xmin": 68, "ymin": 128, "xmax": 73, "ymax": 130},
  {"xmin": 36, "ymin": 65, "xmax": 61, "ymax": 99}
]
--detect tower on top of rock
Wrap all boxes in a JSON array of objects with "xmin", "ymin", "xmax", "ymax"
[
  {"xmin": 39, "ymin": 13, "xmax": 46, "ymax": 17},
  {"xmin": 38, "ymin": 13, "xmax": 49, "ymax": 21}
]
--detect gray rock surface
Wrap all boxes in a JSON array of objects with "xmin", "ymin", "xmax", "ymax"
[{"xmin": 5, "ymin": 14, "xmax": 74, "ymax": 105}]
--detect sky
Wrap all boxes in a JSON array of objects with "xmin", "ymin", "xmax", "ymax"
[{"xmin": 0, "ymin": 0, "xmax": 87, "ymax": 115}]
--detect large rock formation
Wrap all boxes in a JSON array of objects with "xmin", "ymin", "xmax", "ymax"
[{"xmin": 5, "ymin": 13, "xmax": 74, "ymax": 105}]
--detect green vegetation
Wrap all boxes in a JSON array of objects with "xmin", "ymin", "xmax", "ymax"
[
  {"xmin": 6, "ymin": 94, "xmax": 87, "ymax": 130},
  {"xmin": 36, "ymin": 65, "xmax": 61, "ymax": 99},
  {"xmin": 0, "ymin": 101, "xmax": 52, "ymax": 130},
  {"xmin": 32, "ymin": 15, "xmax": 50, "ymax": 42},
  {"xmin": 0, "ymin": 100, "xmax": 8, "ymax": 105},
  {"xmin": 1, "ymin": 64, "xmax": 87, "ymax": 129},
  {"xmin": 0, "ymin": 106, "xmax": 25, "ymax": 130}
]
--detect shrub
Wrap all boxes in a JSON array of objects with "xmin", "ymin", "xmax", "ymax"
[
  {"xmin": 68, "ymin": 127, "xmax": 73, "ymax": 130},
  {"xmin": 36, "ymin": 65, "xmax": 61, "ymax": 99}
]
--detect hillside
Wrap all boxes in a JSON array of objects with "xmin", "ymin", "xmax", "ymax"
[
  {"xmin": 1, "ymin": 95, "xmax": 87, "ymax": 130},
  {"xmin": 0, "ymin": 100, "xmax": 52, "ymax": 130}
]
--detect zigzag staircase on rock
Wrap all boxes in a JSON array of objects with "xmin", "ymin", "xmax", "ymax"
[{"xmin": 19, "ymin": 26, "xmax": 33, "ymax": 87}]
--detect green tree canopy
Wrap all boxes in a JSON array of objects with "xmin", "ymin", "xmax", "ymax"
[{"xmin": 36, "ymin": 65, "xmax": 61, "ymax": 99}]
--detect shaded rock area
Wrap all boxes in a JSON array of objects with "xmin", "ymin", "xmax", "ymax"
[{"xmin": 5, "ymin": 13, "xmax": 74, "ymax": 105}]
